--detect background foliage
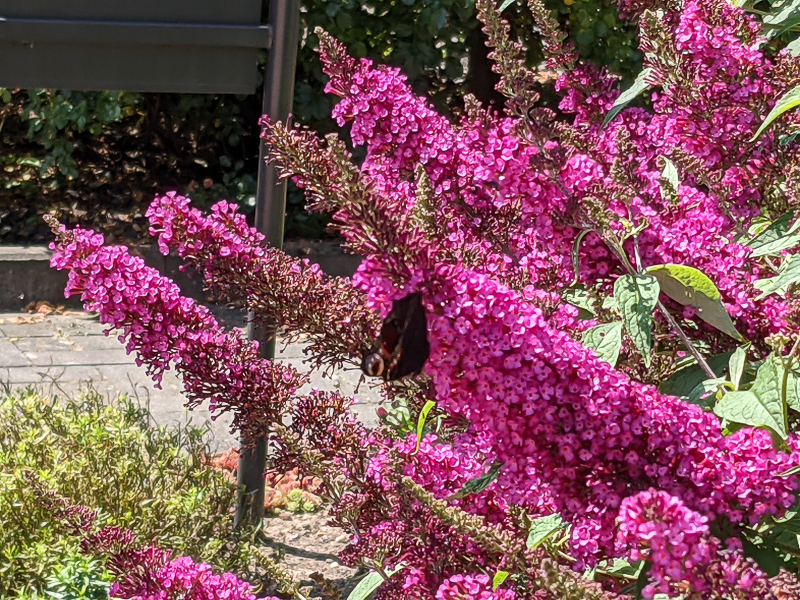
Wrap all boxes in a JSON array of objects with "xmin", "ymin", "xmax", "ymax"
[{"xmin": 0, "ymin": 0, "xmax": 639, "ymax": 243}]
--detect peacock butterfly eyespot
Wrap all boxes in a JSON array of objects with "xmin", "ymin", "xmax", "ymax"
[{"xmin": 361, "ymin": 292, "xmax": 430, "ymax": 381}]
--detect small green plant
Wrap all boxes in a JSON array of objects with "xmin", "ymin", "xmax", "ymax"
[
  {"xmin": 44, "ymin": 553, "xmax": 111, "ymax": 600},
  {"xmin": 0, "ymin": 389, "xmax": 269, "ymax": 596}
]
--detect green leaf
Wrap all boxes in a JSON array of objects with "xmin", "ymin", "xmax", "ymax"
[
  {"xmin": 657, "ymin": 156, "xmax": 680, "ymax": 201},
  {"xmin": 413, "ymin": 400, "xmax": 436, "ymax": 455},
  {"xmin": 713, "ymin": 354, "xmax": 788, "ymax": 440},
  {"xmin": 526, "ymin": 513, "xmax": 566, "ymax": 549},
  {"xmin": 614, "ymin": 274, "xmax": 660, "ymax": 367},
  {"xmin": 728, "ymin": 346, "xmax": 748, "ymax": 390},
  {"xmin": 787, "ymin": 37, "xmax": 800, "ymax": 57},
  {"xmin": 602, "ymin": 68, "xmax": 653, "ymax": 129},
  {"xmin": 571, "ymin": 230, "xmax": 591, "ymax": 285},
  {"xmin": 347, "ymin": 564, "xmax": 405, "ymax": 600},
  {"xmin": 499, "ymin": 0, "xmax": 516, "ymax": 10},
  {"xmin": 687, "ymin": 376, "xmax": 728, "ymax": 407},
  {"xmin": 492, "ymin": 570, "xmax": 510, "ymax": 591},
  {"xmin": 597, "ymin": 558, "xmax": 644, "ymax": 579},
  {"xmin": 444, "ymin": 462, "xmax": 503, "ymax": 501},
  {"xmin": 661, "ymin": 157, "xmax": 679, "ymax": 189},
  {"xmin": 659, "ymin": 351, "xmax": 735, "ymax": 398},
  {"xmin": 562, "ymin": 285, "xmax": 596, "ymax": 317},
  {"xmin": 775, "ymin": 357, "xmax": 800, "ymax": 413},
  {"xmin": 747, "ymin": 210, "xmax": 800, "ymax": 257},
  {"xmin": 742, "ymin": 538, "xmax": 783, "ymax": 577},
  {"xmin": 582, "ymin": 322, "xmax": 623, "ymax": 366},
  {"xmin": 646, "ymin": 264, "xmax": 743, "ymax": 341},
  {"xmin": 763, "ymin": 0, "xmax": 800, "ymax": 38},
  {"xmin": 754, "ymin": 254, "xmax": 800, "ymax": 299},
  {"xmin": 602, "ymin": 296, "xmax": 619, "ymax": 313},
  {"xmin": 778, "ymin": 465, "xmax": 800, "ymax": 477},
  {"xmin": 751, "ymin": 85, "xmax": 800, "ymax": 141}
]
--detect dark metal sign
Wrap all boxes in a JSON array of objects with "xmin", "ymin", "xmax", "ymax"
[{"xmin": 0, "ymin": 0, "xmax": 271, "ymax": 93}]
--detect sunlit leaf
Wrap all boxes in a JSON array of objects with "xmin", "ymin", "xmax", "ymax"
[
  {"xmin": 571, "ymin": 230, "xmax": 591, "ymax": 285},
  {"xmin": 614, "ymin": 274, "xmax": 659, "ymax": 367},
  {"xmin": 728, "ymin": 346, "xmax": 748, "ymax": 390},
  {"xmin": 602, "ymin": 68, "xmax": 653, "ymax": 129},
  {"xmin": 582, "ymin": 321, "xmax": 623, "ymax": 366},
  {"xmin": 646, "ymin": 264, "xmax": 742, "ymax": 341},
  {"xmin": 713, "ymin": 354, "xmax": 788, "ymax": 440},
  {"xmin": 659, "ymin": 351, "xmax": 734, "ymax": 398},
  {"xmin": 444, "ymin": 462, "xmax": 503, "ymax": 501},
  {"xmin": 348, "ymin": 564, "xmax": 405, "ymax": 600},
  {"xmin": 751, "ymin": 85, "xmax": 800, "ymax": 141},
  {"xmin": 754, "ymin": 254, "xmax": 800, "ymax": 299},
  {"xmin": 526, "ymin": 514, "xmax": 566, "ymax": 549},
  {"xmin": 763, "ymin": 0, "xmax": 800, "ymax": 38},
  {"xmin": 492, "ymin": 570, "xmax": 510, "ymax": 591},
  {"xmin": 561, "ymin": 285, "xmax": 596, "ymax": 318},
  {"xmin": 413, "ymin": 400, "xmax": 436, "ymax": 455},
  {"xmin": 747, "ymin": 210, "xmax": 800, "ymax": 257}
]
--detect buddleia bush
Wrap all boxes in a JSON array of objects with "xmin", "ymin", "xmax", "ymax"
[{"xmin": 44, "ymin": 0, "xmax": 800, "ymax": 597}]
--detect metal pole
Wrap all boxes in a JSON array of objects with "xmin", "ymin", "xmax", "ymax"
[{"xmin": 235, "ymin": 0, "xmax": 300, "ymax": 527}]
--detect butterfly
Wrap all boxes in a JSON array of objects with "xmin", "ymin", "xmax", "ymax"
[{"xmin": 361, "ymin": 292, "xmax": 430, "ymax": 381}]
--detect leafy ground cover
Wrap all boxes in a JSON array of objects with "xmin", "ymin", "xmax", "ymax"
[{"xmin": 0, "ymin": 390, "xmax": 349, "ymax": 599}]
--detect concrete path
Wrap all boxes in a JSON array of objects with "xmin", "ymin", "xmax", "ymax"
[{"xmin": 0, "ymin": 308, "xmax": 382, "ymax": 452}]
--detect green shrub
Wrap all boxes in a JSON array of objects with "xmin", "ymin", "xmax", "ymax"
[
  {"xmin": 43, "ymin": 553, "xmax": 111, "ymax": 600},
  {"xmin": 0, "ymin": 390, "xmax": 246, "ymax": 597}
]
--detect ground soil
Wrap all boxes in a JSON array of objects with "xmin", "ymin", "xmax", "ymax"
[{"xmin": 261, "ymin": 508, "xmax": 362, "ymax": 598}]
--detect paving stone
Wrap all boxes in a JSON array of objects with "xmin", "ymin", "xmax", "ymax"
[
  {"xmin": 48, "ymin": 314, "xmax": 108, "ymax": 336},
  {"xmin": 25, "ymin": 348, "xmax": 133, "ymax": 367},
  {"xmin": 0, "ymin": 365, "xmax": 102, "ymax": 385},
  {"xmin": 13, "ymin": 336, "xmax": 79, "ymax": 353},
  {"xmin": 0, "ymin": 321, "xmax": 57, "ymax": 338},
  {"xmin": 0, "ymin": 309, "xmax": 382, "ymax": 453},
  {"xmin": 0, "ymin": 338, "xmax": 32, "ymax": 367}
]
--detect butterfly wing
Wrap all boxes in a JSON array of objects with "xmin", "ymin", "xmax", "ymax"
[
  {"xmin": 361, "ymin": 293, "xmax": 430, "ymax": 381},
  {"xmin": 386, "ymin": 293, "xmax": 429, "ymax": 380}
]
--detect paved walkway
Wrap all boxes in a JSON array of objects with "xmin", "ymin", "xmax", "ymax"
[{"xmin": 0, "ymin": 308, "xmax": 381, "ymax": 452}]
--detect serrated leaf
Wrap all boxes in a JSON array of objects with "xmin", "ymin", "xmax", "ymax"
[
  {"xmin": 729, "ymin": 346, "xmax": 748, "ymax": 390},
  {"xmin": 562, "ymin": 285, "xmax": 596, "ymax": 317},
  {"xmin": 492, "ymin": 570, "xmax": 510, "ymax": 591},
  {"xmin": 646, "ymin": 264, "xmax": 743, "ymax": 341},
  {"xmin": 602, "ymin": 68, "xmax": 653, "ymax": 129},
  {"xmin": 347, "ymin": 564, "xmax": 405, "ymax": 600},
  {"xmin": 713, "ymin": 354, "xmax": 788, "ymax": 440},
  {"xmin": 747, "ymin": 210, "xmax": 800, "ymax": 257},
  {"xmin": 413, "ymin": 400, "xmax": 436, "ymax": 455},
  {"xmin": 751, "ymin": 85, "xmax": 800, "ymax": 141},
  {"xmin": 659, "ymin": 351, "xmax": 735, "ymax": 397},
  {"xmin": 614, "ymin": 274, "xmax": 659, "ymax": 367},
  {"xmin": 582, "ymin": 322, "xmax": 623, "ymax": 366},
  {"xmin": 755, "ymin": 254, "xmax": 800, "ymax": 299},
  {"xmin": 526, "ymin": 514, "xmax": 566, "ymax": 549}
]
